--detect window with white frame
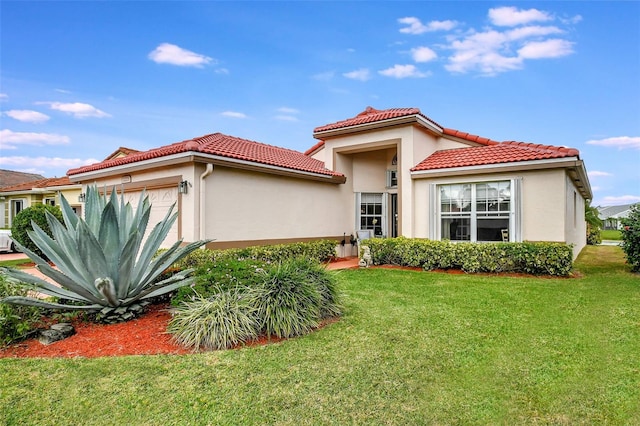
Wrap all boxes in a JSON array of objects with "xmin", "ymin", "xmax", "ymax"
[
  {"xmin": 357, "ymin": 193, "xmax": 386, "ymax": 237},
  {"xmin": 10, "ymin": 199, "xmax": 24, "ymax": 225},
  {"xmin": 439, "ymin": 180, "xmax": 513, "ymax": 242}
]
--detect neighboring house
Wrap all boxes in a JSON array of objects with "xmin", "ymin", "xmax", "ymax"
[
  {"xmin": 67, "ymin": 106, "xmax": 592, "ymax": 258},
  {"xmin": 0, "ymin": 170, "xmax": 46, "ymax": 228},
  {"xmin": 597, "ymin": 204, "xmax": 636, "ymax": 230},
  {"xmin": 0, "ymin": 177, "xmax": 83, "ymax": 229}
]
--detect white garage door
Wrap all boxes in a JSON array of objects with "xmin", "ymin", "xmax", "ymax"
[{"xmin": 124, "ymin": 187, "xmax": 179, "ymax": 249}]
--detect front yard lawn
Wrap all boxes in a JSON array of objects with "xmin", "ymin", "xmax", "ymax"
[{"xmin": 1, "ymin": 245, "xmax": 638, "ymax": 425}]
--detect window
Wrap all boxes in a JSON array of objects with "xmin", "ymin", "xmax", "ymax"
[
  {"xmin": 357, "ymin": 193, "xmax": 386, "ymax": 237},
  {"xmin": 10, "ymin": 199, "xmax": 24, "ymax": 226},
  {"xmin": 439, "ymin": 181, "xmax": 512, "ymax": 242},
  {"xmin": 44, "ymin": 198, "xmax": 56, "ymax": 206},
  {"xmin": 386, "ymin": 170, "xmax": 398, "ymax": 188}
]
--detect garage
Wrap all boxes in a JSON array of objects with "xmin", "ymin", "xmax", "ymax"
[{"xmin": 124, "ymin": 186, "xmax": 179, "ymax": 249}]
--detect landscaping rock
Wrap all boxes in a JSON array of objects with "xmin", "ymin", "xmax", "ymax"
[{"xmin": 38, "ymin": 323, "xmax": 75, "ymax": 345}]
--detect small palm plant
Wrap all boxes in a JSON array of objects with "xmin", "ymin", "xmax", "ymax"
[{"xmin": 0, "ymin": 185, "xmax": 209, "ymax": 322}]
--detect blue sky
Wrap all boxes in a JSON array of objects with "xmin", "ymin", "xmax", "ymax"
[{"xmin": 1, "ymin": 1, "xmax": 638, "ymax": 206}]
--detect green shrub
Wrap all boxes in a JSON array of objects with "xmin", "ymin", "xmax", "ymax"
[
  {"xmin": 168, "ymin": 257, "xmax": 342, "ymax": 349},
  {"xmin": 0, "ymin": 275, "xmax": 43, "ymax": 346},
  {"xmin": 167, "ymin": 289, "xmax": 259, "ymax": 350},
  {"xmin": 365, "ymin": 238, "xmax": 573, "ymax": 276},
  {"xmin": 620, "ymin": 203, "xmax": 640, "ymax": 272},
  {"xmin": 171, "ymin": 258, "xmax": 268, "ymax": 305},
  {"xmin": 11, "ymin": 203, "xmax": 64, "ymax": 261},
  {"xmin": 173, "ymin": 240, "xmax": 338, "ymax": 270},
  {"xmin": 587, "ymin": 223, "xmax": 602, "ymax": 245}
]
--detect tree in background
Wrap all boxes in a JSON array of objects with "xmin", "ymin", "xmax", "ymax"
[
  {"xmin": 620, "ymin": 203, "xmax": 640, "ymax": 272},
  {"xmin": 11, "ymin": 203, "xmax": 64, "ymax": 261},
  {"xmin": 585, "ymin": 202, "xmax": 602, "ymax": 245}
]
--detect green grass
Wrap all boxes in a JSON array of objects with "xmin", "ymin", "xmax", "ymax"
[
  {"xmin": 601, "ymin": 229, "xmax": 623, "ymax": 240},
  {"xmin": 1, "ymin": 246, "xmax": 638, "ymax": 425},
  {"xmin": 0, "ymin": 258, "xmax": 32, "ymax": 269}
]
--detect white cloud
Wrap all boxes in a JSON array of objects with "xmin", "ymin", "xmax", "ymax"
[
  {"xmin": 411, "ymin": 46, "xmax": 438, "ymax": 63},
  {"xmin": 55, "ymin": 88, "xmax": 72, "ymax": 94},
  {"xmin": 601, "ymin": 195, "xmax": 640, "ymax": 205},
  {"xmin": 561, "ymin": 15, "xmax": 583, "ymax": 25},
  {"xmin": 588, "ymin": 171, "xmax": 612, "ymax": 178},
  {"xmin": 0, "ymin": 93, "xmax": 8, "ymax": 101},
  {"xmin": 445, "ymin": 26, "xmax": 575, "ymax": 76},
  {"xmin": 0, "ymin": 129, "xmax": 70, "ymax": 150},
  {"xmin": 379, "ymin": 64, "xmax": 429, "ymax": 78},
  {"xmin": 4, "ymin": 110, "xmax": 50, "ymax": 123},
  {"xmin": 215, "ymin": 68, "xmax": 230, "ymax": 75},
  {"xmin": 489, "ymin": 6, "xmax": 553, "ymax": 27},
  {"xmin": 221, "ymin": 111, "xmax": 247, "ymax": 119},
  {"xmin": 0, "ymin": 156, "xmax": 99, "ymax": 171},
  {"xmin": 38, "ymin": 101, "xmax": 111, "ymax": 118},
  {"xmin": 148, "ymin": 43, "xmax": 214, "ymax": 67},
  {"xmin": 518, "ymin": 39, "xmax": 574, "ymax": 59},
  {"xmin": 343, "ymin": 68, "xmax": 371, "ymax": 81},
  {"xmin": 586, "ymin": 136, "xmax": 640, "ymax": 150},
  {"xmin": 506, "ymin": 25, "xmax": 563, "ymax": 41},
  {"xmin": 398, "ymin": 17, "xmax": 458, "ymax": 34}
]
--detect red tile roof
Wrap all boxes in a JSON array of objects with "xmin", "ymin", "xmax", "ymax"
[
  {"xmin": 0, "ymin": 176, "xmax": 74, "ymax": 192},
  {"xmin": 67, "ymin": 133, "xmax": 343, "ymax": 178},
  {"xmin": 313, "ymin": 106, "xmax": 443, "ymax": 133},
  {"xmin": 442, "ymin": 128, "xmax": 499, "ymax": 146},
  {"xmin": 411, "ymin": 142, "xmax": 580, "ymax": 172}
]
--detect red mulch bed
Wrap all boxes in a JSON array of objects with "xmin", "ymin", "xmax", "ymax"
[
  {"xmin": 0, "ymin": 304, "xmax": 340, "ymax": 359},
  {"xmin": 0, "ymin": 304, "xmax": 191, "ymax": 359}
]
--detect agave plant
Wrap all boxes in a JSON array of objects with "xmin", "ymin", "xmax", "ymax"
[{"xmin": 0, "ymin": 185, "xmax": 209, "ymax": 321}]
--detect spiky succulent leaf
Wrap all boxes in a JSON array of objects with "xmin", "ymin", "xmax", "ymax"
[
  {"xmin": 0, "ymin": 184, "xmax": 210, "ymax": 317},
  {"xmin": 58, "ymin": 192, "xmax": 79, "ymax": 230},
  {"xmin": 2, "ymin": 296, "xmax": 103, "ymax": 310}
]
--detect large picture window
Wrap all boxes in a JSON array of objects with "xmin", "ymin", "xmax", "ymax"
[{"xmin": 439, "ymin": 181, "xmax": 512, "ymax": 242}]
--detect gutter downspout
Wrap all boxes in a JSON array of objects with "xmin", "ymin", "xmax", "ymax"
[{"xmin": 199, "ymin": 164, "xmax": 214, "ymax": 242}]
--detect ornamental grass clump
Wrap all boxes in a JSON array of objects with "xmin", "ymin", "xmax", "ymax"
[
  {"xmin": 0, "ymin": 185, "xmax": 209, "ymax": 323},
  {"xmin": 168, "ymin": 288, "xmax": 259, "ymax": 350},
  {"xmin": 254, "ymin": 258, "xmax": 323, "ymax": 339}
]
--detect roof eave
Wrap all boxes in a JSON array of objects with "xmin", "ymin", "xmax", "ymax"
[{"xmin": 69, "ymin": 151, "xmax": 346, "ymax": 185}]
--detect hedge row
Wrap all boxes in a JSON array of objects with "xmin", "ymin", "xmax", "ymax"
[
  {"xmin": 174, "ymin": 239, "xmax": 337, "ymax": 270},
  {"xmin": 364, "ymin": 237, "xmax": 574, "ymax": 276}
]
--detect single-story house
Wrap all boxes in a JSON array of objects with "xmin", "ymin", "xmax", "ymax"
[
  {"xmin": 67, "ymin": 107, "xmax": 592, "ymax": 259},
  {"xmin": 597, "ymin": 204, "xmax": 636, "ymax": 230},
  {"xmin": 0, "ymin": 169, "xmax": 46, "ymax": 228},
  {"xmin": 0, "ymin": 177, "xmax": 83, "ymax": 229}
]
